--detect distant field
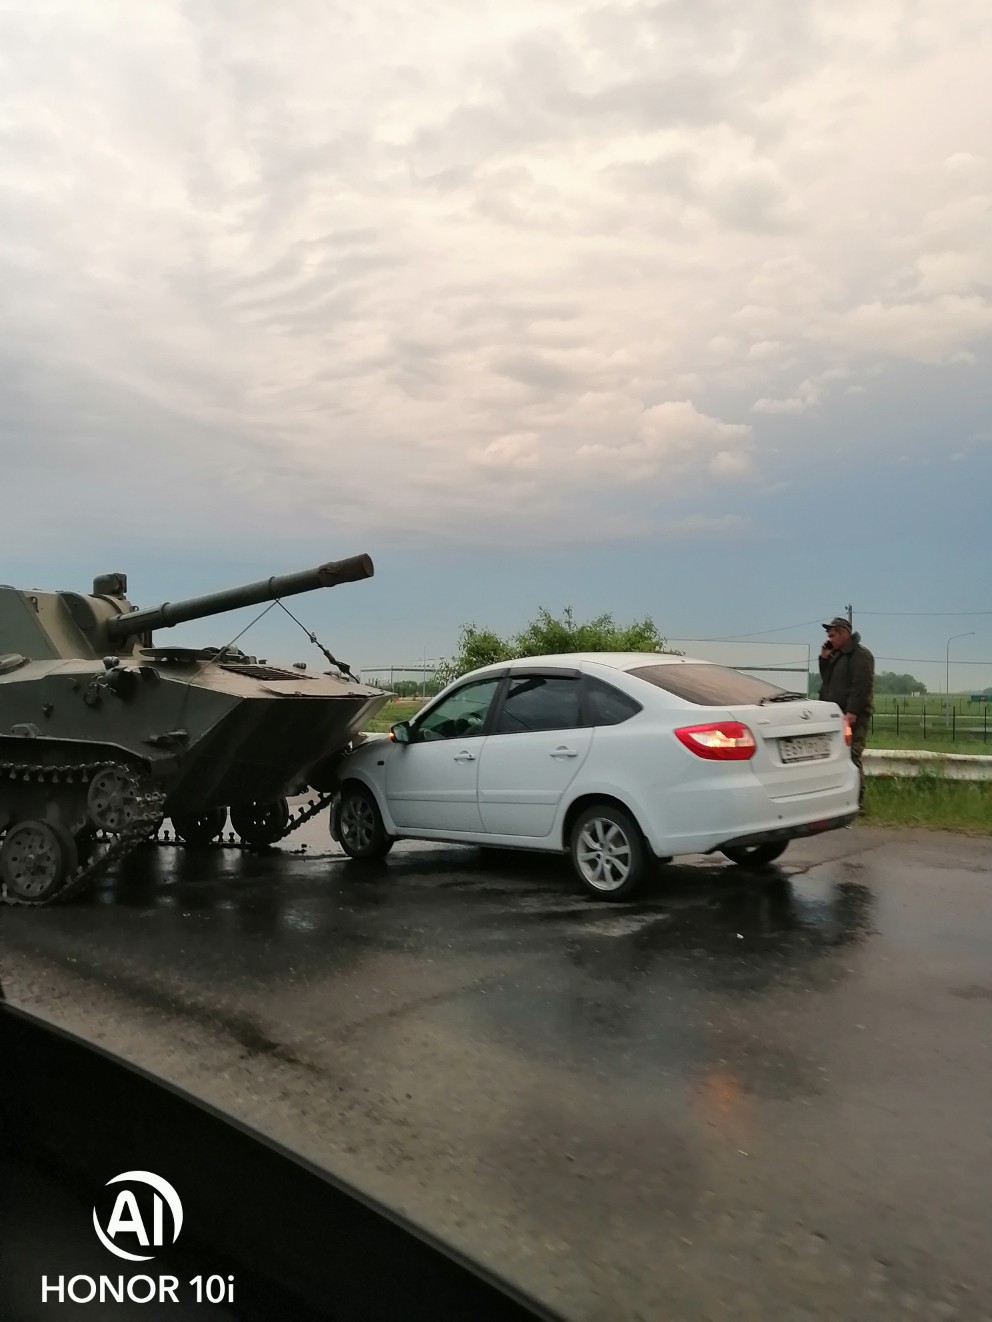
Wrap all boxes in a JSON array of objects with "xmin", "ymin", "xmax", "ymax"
[
  {"xmin": 868, "ymin": 693, "xmax": 990, "ymax": 754},
  {"xmin": 366, "ymin": 699, "xmax": 424, "ymax": 732}
]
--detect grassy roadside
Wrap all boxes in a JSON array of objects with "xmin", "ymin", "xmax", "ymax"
[
  {"xmin": 366, "ymin": 699, "xmax": 423, "ymax": 732},
  {"xmin": 364, "ymin": 700, "xmax": 992, "ymax": 834},
  {"xmin": 867, "ymin": 730, "xmax": 991, "ymax": 755},
  {"xmin": 861, "ymin": 776, "xmax": 992, "ymax": 833}
]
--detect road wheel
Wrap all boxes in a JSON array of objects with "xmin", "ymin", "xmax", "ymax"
[
  {"xmin": 721, "ymin": 841, "xmax": 789, "ymax": 868},
  {"xmin": 171, "ymin": 807, "xmax": 228, "ymax": 847},
  {"xmin": 87, "ymin": 766, "xmax": 142, "ymax": 833},
  {"xmin": 1, "ymin": 820, "xmax": 78, "ymax": 903},
  {"xmin": 336, "ymin": 785, "xmax": 394, "ymax": 861},
  {"xmin": 569, "ymin": 803, "xmax": 648, "ymax": 901},
  {"xmin": 231, "ymin": 798, "xmax": 291, "ymax": 847}
]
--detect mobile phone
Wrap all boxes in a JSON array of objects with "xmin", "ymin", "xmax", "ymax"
[{"xmin": 823, "ymin": 640, "xmax": 833, "ymax": 650}]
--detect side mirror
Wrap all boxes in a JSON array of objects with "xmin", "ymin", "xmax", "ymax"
[{"xmin": 389, "ymin": 721, "xmax": 412, "ymax": 744}]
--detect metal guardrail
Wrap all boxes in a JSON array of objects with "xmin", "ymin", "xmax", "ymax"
[{"xmin": 864, "ymin": 750, "xmax": 992, "ymax": 781}]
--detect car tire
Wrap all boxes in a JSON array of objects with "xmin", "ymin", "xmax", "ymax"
[
  {"xmin": 569, "ymin": 803, "xmax": 648, "ymax": 901},
  {"xmin": 336, "ymin": 784, "xmax": 395, "ymax": 861},
  {"xmin": 721, "ymin": 841, "xmax": 789, "ymax": 868}
]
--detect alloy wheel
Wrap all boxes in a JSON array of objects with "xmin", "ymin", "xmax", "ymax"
[
  {"xmin": 340, "ymin": 794, "xmax": 376, "ymax": 852},
  {"xmin": 575, "ymin": 816, "xmax": 633, "ymax": 892}
]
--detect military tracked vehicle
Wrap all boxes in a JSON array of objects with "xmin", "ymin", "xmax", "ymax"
[{"xmin": 0, "ymin": 555, "xmax": 388, "ymax": 905}]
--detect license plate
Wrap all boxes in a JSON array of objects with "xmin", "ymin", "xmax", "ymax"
[{"xmin": 780, "ymin": 734, "xmax": 830, "ymax": 763}]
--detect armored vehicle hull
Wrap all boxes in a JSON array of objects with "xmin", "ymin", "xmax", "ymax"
[{"xmin": 0, "ymin": 555, "xmax": 387, "ymax": 904}]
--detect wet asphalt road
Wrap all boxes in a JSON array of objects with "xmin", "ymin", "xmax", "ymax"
[{"xmin": 2, "ymin": 814, "xmax": 991, "ymax": 1321}]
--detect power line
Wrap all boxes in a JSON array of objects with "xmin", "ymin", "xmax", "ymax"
[
  {"xmin": 714, "ymin": 611, "xmax": 992, "ymax": 641},
  {"xmin": 711, "ymin": 619, "xmax": 824, "ymax": 640},
  {"xmin": 858, "ymin": 610, "xmax": 992, "ymax": 618},
  {"xmin": 873, "ymin": 656, "xmax": 992, "ymax": 666}
]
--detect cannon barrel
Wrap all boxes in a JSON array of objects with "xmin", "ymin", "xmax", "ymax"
[{"xmin": 105, "ymin": 554, "xmax": 375, "ymax": 642}]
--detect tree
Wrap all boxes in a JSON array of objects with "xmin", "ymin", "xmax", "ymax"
[
  {"xmin": 874, "ymin": 670, "xmax": 927, "ymax": 695},
  {"xmin": 434, "ymin": 606, "xmax": 667, "ymax": 685}
]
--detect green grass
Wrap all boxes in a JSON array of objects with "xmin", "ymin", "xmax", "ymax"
[
  {"xmin": 867, "ymin": 692, "xmax": 991, "ymax": 754},
  {"xmin": 867, "ymin": 729, "xmax": 991, "ymax": 754},
  {"xmin": 861, "ymin": 774, "xmax": 992, "ymax": 833},
  {"xmin": 365, "ymin": 698, "xmax": 425, "ymax": 733},
  {"xmin": 870, "ymin": 691, "xmax": 987, "ymax": 715}
]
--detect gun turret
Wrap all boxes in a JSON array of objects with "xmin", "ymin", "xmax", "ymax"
[{"xmin": 105, "ymin": 554, "xmax": 374, "ymax": 645}]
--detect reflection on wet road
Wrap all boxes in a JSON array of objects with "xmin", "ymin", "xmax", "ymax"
[{"xmin": 2, "ymin": 817, "xmax": 991, "ymax": 1320}]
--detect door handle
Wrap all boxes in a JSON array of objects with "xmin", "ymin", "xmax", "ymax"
[
  {"xmin": 452, "ymin": 751, "xmax": 476, "ymax": 762},
  {"xmin": 550, "ymin": 747, "xmax": 578, "ymax": 759}
]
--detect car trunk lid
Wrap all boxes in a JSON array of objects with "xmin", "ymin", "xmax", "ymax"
[{"xmin": 727, "ymin": 698, "xmax": 849, "ymax": 798}]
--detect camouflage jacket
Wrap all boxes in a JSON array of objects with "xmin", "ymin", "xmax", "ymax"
[{"xmin": 818, "ymin": 632, "xmax": 874, "ymax": 718}]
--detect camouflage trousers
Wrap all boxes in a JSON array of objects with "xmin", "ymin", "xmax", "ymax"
[{"xmin": 850, "ymin": 717, "xmax": 869, "ymax": 808}]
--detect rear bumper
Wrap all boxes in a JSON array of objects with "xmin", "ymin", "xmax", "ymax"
[
  {"xmin": 631, "ymin": 771, "xmax": 860, "ymax": 857},
  {"xmin": 714, "ymin": 810, "xmax": 858, "ymax": 853}
]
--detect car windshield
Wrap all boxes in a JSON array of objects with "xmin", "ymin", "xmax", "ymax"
[{"xmin": 628, "ymin": 662, "xmax": 786, "ymax": 706}]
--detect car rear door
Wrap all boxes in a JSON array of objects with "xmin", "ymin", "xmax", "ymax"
[{"xmin": 477, "ymin": 670, "xmax": 593, "ymax": 837}]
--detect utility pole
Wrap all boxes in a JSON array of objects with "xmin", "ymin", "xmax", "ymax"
[
  {"xmin": 945, "ymin": 632, "xmax": 975, "ymax": 724},
  {"xmin": 845, "ymin": 604, "xmax": 853, "ymax": 627}
]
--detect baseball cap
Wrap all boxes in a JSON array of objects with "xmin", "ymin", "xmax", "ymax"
[{"xmin": 822, "ymin": 616, "xmax": 851, "ymax": 631}]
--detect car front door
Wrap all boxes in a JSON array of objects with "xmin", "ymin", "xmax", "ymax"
[
  {"xmin": 477, "ymin": 671, "xmax": 593, "ymax": 838},
  {"xmin": 384, "ymin": 676, "xmax": 503, "ymax": 832}
]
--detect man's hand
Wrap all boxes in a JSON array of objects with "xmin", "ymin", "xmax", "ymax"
[
  {"xmin": 820, "ymin": 642, "xmax": 834, "ymax": 660},
  {"xmin": 844, "ymin": 712, "xmax": 857, "ymax": 731}
]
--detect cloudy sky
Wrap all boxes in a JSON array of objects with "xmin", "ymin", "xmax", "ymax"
[{"xmin": 3, "ymin": 0, "xmax": 991, "ymax": 688}]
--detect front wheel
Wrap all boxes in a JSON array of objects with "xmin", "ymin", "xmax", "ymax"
[
  {"xmin": 569, "ymin": 803, "xmax": 648, "ymax": 901},
  {"xmin": 721, "ymin": 841, "xmax": 789, "ymax": 868},
  {"xmin": 336, "ymin": 785, "xmax": 394, "ymax": 861}
]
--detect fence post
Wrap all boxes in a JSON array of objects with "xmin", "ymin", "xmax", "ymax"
[
  {"xmin": 953, "ymin": 708, "xmax": 956, "ymax": 742},
  {"xmin": 896, "ymin": 705, "xmax": 900, "ymax": 736},
  {"xmin": 922, "ymin": 703, "xmax": 926, "ymax": 740}
]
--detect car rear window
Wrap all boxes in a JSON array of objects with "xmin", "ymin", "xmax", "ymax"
[
  {"xmin": 628, "ymin": 663, "xmax": 784, "ymax": 706},
  {"xmin": 584, "ymin": 675, "xmax": 642, "ymax": 726}
]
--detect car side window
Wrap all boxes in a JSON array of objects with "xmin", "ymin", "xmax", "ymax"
[
  {"xmin": 584, "ymin": 675, "xmax": 643, "ymax": 726},
  {"xmin": 415, "ymin": 677, "xmax": 501, "ymax": 742},
  {"xmin": 495, "ymin": 675, "xmax": 581, "ymax": 734}
]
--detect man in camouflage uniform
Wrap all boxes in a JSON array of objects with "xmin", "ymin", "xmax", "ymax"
[{"xmin": 818, "ymin": 616, "xmax": 874, "ymax": 808}]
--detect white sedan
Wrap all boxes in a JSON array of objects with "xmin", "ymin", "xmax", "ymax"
[{"xmin": 331, "ymin": 653, "xmax": 860, "ymax": 900}]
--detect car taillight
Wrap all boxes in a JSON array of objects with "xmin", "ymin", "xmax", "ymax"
[
  {"xmin": 674, "ymin": 721, "xmax": 756, "ymax": 760},
  {"xmin": 843, "ymin": 723, "xmax": 852, "ymax": 747}
]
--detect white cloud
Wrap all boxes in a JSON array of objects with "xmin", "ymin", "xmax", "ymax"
[
  {"xmin": 574, "ymin": 401, "xmax": 753, "ymax": 484},
  {"xmin": 0, "ymin": 0, "xmax": 990, "ymax": 551},
  {"xmin": 709, "ymin": 449, "xmax": 755, "ymax": 479},
  {"xmin": 752, "ymin": 396, "xmax": 807, "ymax": 415},
  {"xmin": 819, "ymin": 296, "xmax": 992, "ymax": 364}
]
